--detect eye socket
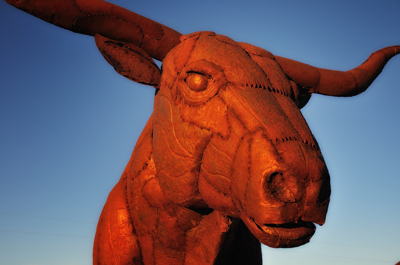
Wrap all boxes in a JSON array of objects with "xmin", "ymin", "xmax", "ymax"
[{"xmin": 185, "ymin": 72, "xmax": 209, "ymax": 92}]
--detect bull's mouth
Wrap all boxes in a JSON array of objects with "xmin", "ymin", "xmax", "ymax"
[{"xmin": 248, "ymin": 217, "xmax": 316, "ymax": 248}]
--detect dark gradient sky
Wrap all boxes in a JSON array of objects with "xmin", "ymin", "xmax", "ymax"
[{"xmin": 1, "ymin": 0, "xmax": 400, "ymax": 264}]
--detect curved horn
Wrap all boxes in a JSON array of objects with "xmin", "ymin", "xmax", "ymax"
[
  {"xmin": 5, "ymin": 0, "xmax": 182, "ymax": 61},
  {"xmin": 276, "ymin": 46, "xmax": 400, "ymax": 97}
]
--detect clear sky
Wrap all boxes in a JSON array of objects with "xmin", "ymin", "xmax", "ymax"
[{"xmin": 0, "ymin": 0, "xmax": 399, "ymax": 264}]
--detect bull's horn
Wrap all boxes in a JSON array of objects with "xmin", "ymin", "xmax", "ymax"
[
  {"xmin": 4, "ymin": 0, "xmax": 182, "ymax": 61},
  {"xmin": 276, "ymin": 46, "xmax": 400, "ymax": 97}
]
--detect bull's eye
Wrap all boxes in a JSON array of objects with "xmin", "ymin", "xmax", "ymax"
[
  {"xmin": 178, "ymin": 61, "xmax": 224, "ymax": 104},
  {"xmin": 185, "ymin": 72, "xmax": 209, "ymax": 92}
]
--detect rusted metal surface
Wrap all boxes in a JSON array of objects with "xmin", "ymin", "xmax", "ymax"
[{"xmin": 4, "ymin": 0, "xmax": 399, "ymax": 264}]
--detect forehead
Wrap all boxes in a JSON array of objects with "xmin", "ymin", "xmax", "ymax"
[{"xmin": 166, "ymin": 32, "xmax": 269, "ymax": 86}]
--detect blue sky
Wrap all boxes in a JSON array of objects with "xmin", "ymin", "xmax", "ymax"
[{"xmin": 1, "ymin": 0, "xmax": 400, "ymax": 264}]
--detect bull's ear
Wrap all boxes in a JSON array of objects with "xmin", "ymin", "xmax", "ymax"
[{"xmin": 95, "ymin": 34, "xmax": 161, "ymax": 88}]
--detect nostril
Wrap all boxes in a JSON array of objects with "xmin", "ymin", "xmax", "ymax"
[
  {"xmin": 265, "ymin": 171, "xmax": 284, "ymax": 186},
  {"xmin": 264, "ymin": 171, "xmax": 297, "ymax": 203},
  {"xmin": 268, "ymin": 172, "xmax": 281, "ymax": 180},
  {"xmin": 264, "ymin": 171, "xmax": 284, "ymax": 197}
]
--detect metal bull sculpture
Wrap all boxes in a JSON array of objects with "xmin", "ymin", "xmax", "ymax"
[{"xmin": 5, "ymin": 0, "xmax": 400, "ymax": 264}]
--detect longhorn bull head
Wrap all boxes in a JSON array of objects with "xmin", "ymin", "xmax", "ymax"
[{"xmin": 4, "ymin": 0, "xmax": 399, "ymax": 264}]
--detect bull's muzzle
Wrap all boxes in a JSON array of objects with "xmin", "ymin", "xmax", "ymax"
[{"xmin": 231, "ymin": 130, "xmax": 330, "ymax": 248}]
